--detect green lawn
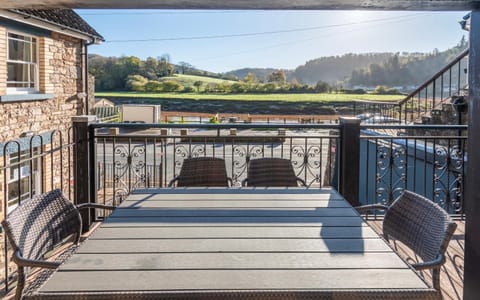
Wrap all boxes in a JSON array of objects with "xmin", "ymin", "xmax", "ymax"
[
  {"xmin": 95, "ymin": 91, "xmax": 405, "ymax": 102},
  {"xmin": 160, "ymin": 74, "xmax": 238, "ymax": 87}
]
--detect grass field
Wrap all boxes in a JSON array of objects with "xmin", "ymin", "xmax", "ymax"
[
  {"xmin": 159, "ymin": 74, "xmax": 238, "ymax": 89},
  {"xmin": 96, "ymin": 91, "xmax": 405, "ymax": 102}
]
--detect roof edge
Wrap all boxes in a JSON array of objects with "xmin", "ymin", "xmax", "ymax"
[{"xmin": 3, "ymin": 9, "xmax": 104, "ymax": 42}]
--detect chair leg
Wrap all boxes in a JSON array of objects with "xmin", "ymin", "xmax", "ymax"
[
  {"xmin": 15, "ymin": 266, "xmax": 25, "ymax": 300},
  {"xmin": 432, "ymin": 267, "xmax": 441, "ymax": 291}
]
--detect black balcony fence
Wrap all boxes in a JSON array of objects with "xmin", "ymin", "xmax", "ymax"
[
  {"xmin": 93, "ymin": 123, "xmax": 340, "ymax": 206},
  {"xmin": 0, "ymin": 128, "xmax": 75, "ymax": 294},
  {"xmin": 0, "ymin": 120, "xmax": 468, "ymax": 295}
]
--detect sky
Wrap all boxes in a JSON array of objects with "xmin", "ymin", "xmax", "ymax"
[{"xmin": 77, "ymin": 10, "xmax": 469, "ymax": 73}]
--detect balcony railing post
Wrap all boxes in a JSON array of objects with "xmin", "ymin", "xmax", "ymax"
[
  {"xmin": 464, "ymin": 10, "xmax": 480, "ymax": 300},
  {"xmin": 73, "ymin": 115, "xmax": 97, "ymax": 233},
  {"xmin": 339, "ymin": 117, "xmax": 361, "ymax": 206}
]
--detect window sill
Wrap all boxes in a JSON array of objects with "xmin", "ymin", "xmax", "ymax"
[{"xmin": 0, "ymin": 93, "xmax": 54, "ymax": 102}]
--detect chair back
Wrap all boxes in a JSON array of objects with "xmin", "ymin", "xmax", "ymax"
[
  {"xmin": 1, "ymin": 189, "xmax": 82, "ymax": 262},
  {"xmin": 176, "ymin": 157, "xmax": 230, "ymax": 187},
  {"xmin": 383, "ymin": 190, "xmax": 457, "ymax": 264},
  {"xmin": 246, "ymin": 158, "xmax": 299, "ymax": 187}
]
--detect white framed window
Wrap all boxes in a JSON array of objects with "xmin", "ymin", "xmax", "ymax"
[
  {"xmin": 7, "ymin": 148, "xmax": 41, "ymax": 211},
  {"xmin": 6, "ymin": 31, "xmax": 39, "ymax": 95}
]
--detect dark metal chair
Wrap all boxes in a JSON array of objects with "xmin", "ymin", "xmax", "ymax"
[
  {"xmin": 242, "ymin": 158, "xmax": 306, "ymax": 187},
  {"xmin": 1, "ymin": 189, "xmax": 115, "ymax": 300},
  {"xmin": 168, "ymin": 157, "xmax": 233, "ymax": 187},
  {"xmin": 356, "ymin": 190, "xmax": 457, "ymax": 291}
]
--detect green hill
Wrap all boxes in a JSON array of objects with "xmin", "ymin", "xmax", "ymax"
[{"xmin": 159, "ymin": 74, "xmax": 238, "ymax": 90}]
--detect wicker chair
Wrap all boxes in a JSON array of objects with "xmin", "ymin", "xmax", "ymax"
[
  {"xmin": 1, "ymin": 189, "xmax": 115, "ymax": 300},
  {"xmin": 168, "ymin": 157, "xmax": 233, "ymax": 187},
  {"xmin": 356, "ymin": 190, "xmax": 457, "ymax": 291},
  {"xmin": 242, "ymin": 158, "xmax": 306, "ymax": 187}
]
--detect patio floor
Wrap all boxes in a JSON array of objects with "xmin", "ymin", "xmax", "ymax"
[{"xmin": 367, "ymin": 219, "xmax": 465, "ymax": 300}]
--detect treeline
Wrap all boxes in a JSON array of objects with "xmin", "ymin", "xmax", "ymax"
[
  {"xmin": 89, "ymin": 54, "xmax": 175, "ymax": 91},
  {"xmin": 88, "ymin": 54, "xmax": 340, "ymax": 93},
  {"xmin": 349, "ymin": 37, "xmax": 468, "ymax": 87},
  {"xmin": 89, "ymin": 54, "xmax": 237, "ymax": 91},
  {"xmin": 89, "ymin": 37, "xmax": 467, "ymax": 93},
  {"xmin": 225, "ymin": 36, "xmax": 468, "ymax": 89}
]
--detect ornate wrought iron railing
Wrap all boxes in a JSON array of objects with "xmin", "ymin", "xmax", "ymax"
[
  {"xmin": 92, "ymin": 123, "xmax": 340, "ymax": 205},
  {"xmin": 359, "ymin": 124, "xmax": 467, "ymax": 215}
]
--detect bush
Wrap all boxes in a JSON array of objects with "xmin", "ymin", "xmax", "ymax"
[
  {"xmin": 161, "ymin": 80, "xmax": 184, "ymax": 92},
  {"xmin": 374, "ymin": 85, "xmax": 402, "ymax": 95},
  {"xmin": 144, "ymin": 80, "xmax": 163, "ymax": 92},
  {"xmin": 182, "ymin": 86, "xmax": 195, "ymax": 93},
  {"xmin": 341, "ymin": 88, "xmax": 366, "ymax": 94}
]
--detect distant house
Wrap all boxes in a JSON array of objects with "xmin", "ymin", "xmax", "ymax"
[
  {"xmin": 94, "ymin": 98, "xmax": 115, "ymax": 108},
  {"xmin": 0, "ymin": 9, "xmax": 103, "ymax": 212}
]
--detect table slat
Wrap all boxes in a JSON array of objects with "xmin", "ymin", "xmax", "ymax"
[
  {"xmin": 77, "ymin": 238, "xmax": 392, "ymax": 253},
  {"xmin": 112, "ymin": 207, "xmax": 358, "ymax": 217},
  {"xmin": 90, "ymin": 226, "xmax": 379, "ymax": 239},
  {"xmin": 103, "ymin": 216, "xmax": 367, "ymax": 227},
  {"xmin": 62, "ymin": 252, "xmax": 410, "ymax": 270},
  {"xmin": 121, "ymin": 200, "xmax": 351, "ymax": 208},
  {"xmin": 40, "ymin": 269, "xmax": 429, "ymax": 292}
]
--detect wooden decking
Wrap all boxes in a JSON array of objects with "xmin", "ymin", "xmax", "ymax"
[{"xmin": 367, "ymin": 219, "xmax": 465, "ymax": 300}]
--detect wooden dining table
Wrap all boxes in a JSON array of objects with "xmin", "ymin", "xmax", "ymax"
[{"xmin": 27, "ymin": 188, "xmax": 439, "ymax": 299}]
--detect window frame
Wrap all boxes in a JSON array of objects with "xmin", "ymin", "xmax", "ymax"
[
  {"xmin": 7, "ymin": 148, "xmax": 41, "ymax": 212},
  {"xmin": 6, "ymin": 30, "xmax": 39, "ymax": 95}
]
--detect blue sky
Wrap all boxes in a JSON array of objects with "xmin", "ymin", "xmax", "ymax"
[{"xmin": 77, "ymin": 10, "xmax": 469, "ymax": 73}]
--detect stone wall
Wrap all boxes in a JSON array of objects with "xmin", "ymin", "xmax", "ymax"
[
  {"xmin": 0, "ymin": 27, "xmax": 87, "ymax": 288},
  {"xmin": 0, "ymin": 31, "xmax": 85, "ymax": 141}
]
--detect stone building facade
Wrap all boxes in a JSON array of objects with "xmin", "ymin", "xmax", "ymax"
[{"xmin": 0, "ymin": 9, "xmax": 103, "ymax": 288}]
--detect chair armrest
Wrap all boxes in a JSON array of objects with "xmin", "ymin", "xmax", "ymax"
[
  {"xmin": 76, "ymin": 203, "xmax": 116, "ymax": 211},
  {"xmin": 355, "ymin": 204, "xmax": 389, "ymax": 214},
  {"xmin": 412, "ymin": 254, "xmax": 445, "ymax": 270},
  {"xmin": 13, "ymin": 250, "xmax": 60, "ymax": 269},
  {"xmin": 168, "ymin": 177, "xmax": 179, "ymax": 187},
  {"xmin": 241, "ymin": 178, "xmax": 248, "ymax": 187}
]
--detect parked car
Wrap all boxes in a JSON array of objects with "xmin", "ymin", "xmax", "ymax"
[
  {"xmin": 355, "ymin": 113, "xmax": 373, "ymax": 120},
  {"xmin": 362, "ymin": 116, "xmax": 401, "ymax": 124}
]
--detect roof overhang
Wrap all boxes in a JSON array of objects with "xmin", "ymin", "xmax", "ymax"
[
  {"xmin": 0, "ymin": 9, "xmax": 102, "ymax": 42},
  {"xmin": 0, "ymin": 0, "xmax": 479, "ymax": 10}
]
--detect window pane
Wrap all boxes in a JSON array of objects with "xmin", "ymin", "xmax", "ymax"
[
  {"xmin": 31, "ymin": 40, "xmax": 37, "ymax": 63},
  {"xmin": 8, "ymin": 177, "xmax": 31, "ymax": 206},
  {"xmin": 30, "ymin": 64, "xmax": 35, "ymax": 88},
  {"xmin": 8, "ymin": 38, "xmax": 31, "ymax": 62},
  {"xmin": 7, "ymin": 62, "xmax": 30, "ymax": 86},
  {"xmin": 8, "ymin": 149, "xmax": 40, "ymax": 209}
]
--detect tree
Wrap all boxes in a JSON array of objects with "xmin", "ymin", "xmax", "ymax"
[
  {"xmin": 157, "ymin": 54, "xmax": 175, "ymax": 77},
  {"xmin": 267, "ymin": 70, "xmax": 286, "ymax": 84},
  {"xmin": 243, "ymin": 72, "xmax": 257, "ymax": 84},
  {"xmin": 142, "ymin": 57, "xmax": 159, "ymax": 80},
  {"xmin": 193, "ymin": 81, "xmax": 203, "ymax": 92},
  {"xmin": 314, "ymin": 80, "xmax": 331, "ymax": 93},
  {"xmin": 178, "ymin": 61, "xmax": 193, "ymax": 74}
]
